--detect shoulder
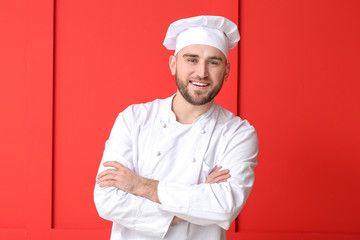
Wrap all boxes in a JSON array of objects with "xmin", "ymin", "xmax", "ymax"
[
  {"xmin": 119, "ymin": 97, "xmax": 170, "ymax": 124},
  {"xmin": 214, "ymin": 104, "xmax": 259, "ymax": 159},
  {"xmin": 214, "ymin": 104, "xmax": 258, "ymax": 147},
  {"xmin": 215, "ymin": 104, "xmax": 256, "ymax": 134}
]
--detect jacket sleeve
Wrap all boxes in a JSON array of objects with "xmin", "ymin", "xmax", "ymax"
[
  {"xmin": 157, "ymin": 125, "xmax": 258, "ymax": 229},
  {"xmin": 93, "ymin": 111, "xmax": 174, "ymax": 238}
]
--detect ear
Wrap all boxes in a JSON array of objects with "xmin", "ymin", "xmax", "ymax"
[
  {"xmin": 224, "ymin": 62, "xmax": 231, "ymax": 81},
  {"xmin": 169, "ymin": 55, "xmax": 176, "ymax": 76}
]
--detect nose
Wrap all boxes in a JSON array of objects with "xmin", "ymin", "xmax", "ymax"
[{"xmin": 195, "ymin": 62, "xmax": 209, "ymax": 79}]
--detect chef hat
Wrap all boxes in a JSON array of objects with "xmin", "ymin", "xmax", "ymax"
[{"xmin": 163, "ymin": 15, "xmax": 240, "ymax": 59}]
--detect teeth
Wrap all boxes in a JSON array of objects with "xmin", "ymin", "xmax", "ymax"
[{"xmin": 192, "ymin": 82, "xmax": 208, "ymax": 87}]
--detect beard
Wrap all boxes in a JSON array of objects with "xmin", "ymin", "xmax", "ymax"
[{"xmin": 175, "ymin": 73, "xmax": 224, "ymax": 106}]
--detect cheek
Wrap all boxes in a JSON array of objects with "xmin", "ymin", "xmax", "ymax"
[
  {"xmin": 211, "ymin": 70, "xmax": 226, "ymax": 82},
  {"xmin": 176, "ymin": 67, "xmax": 193, "ymax": 78}
]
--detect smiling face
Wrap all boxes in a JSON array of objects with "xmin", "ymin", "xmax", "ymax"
[{"xmin": 169, "ymin": 44, "xmax": 230, "ymax": 106}]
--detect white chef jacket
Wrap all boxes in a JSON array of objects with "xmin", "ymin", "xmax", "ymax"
[{"xmin": 94, "ymin": 95, "xmax": 258, "ymax": 240}]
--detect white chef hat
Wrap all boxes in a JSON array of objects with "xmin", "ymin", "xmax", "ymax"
[{"xmin": 163, "ymin": 15, "xmax": 240, "ymax": 59}]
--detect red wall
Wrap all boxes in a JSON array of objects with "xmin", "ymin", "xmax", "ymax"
[
  {"xmin": 1, "ymin": 0, "xmax": 359, "ymax": 239},
  {"xmin": 236, "ymin": 0, "xmax": 360, "ymax": 239},
  {"xmin": 0, "ymin": 1, "xmax": 54, "ymax": 239}
]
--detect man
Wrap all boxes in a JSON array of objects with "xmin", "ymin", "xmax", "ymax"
[{"xmin": 94, "ymin": 15, "xmax": 258, "ymax": 240}]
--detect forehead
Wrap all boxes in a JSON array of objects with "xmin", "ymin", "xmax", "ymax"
[{"xmin": 177, "ymin": 44, "xmax": 226, "ymax": 60}]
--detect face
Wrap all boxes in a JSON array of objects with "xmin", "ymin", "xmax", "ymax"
[{"xmin": 169, "ymin": 44, "xmax": 230, "ymax": 106}]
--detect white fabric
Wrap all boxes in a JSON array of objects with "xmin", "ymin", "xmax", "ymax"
[
  {"xmin": 175, "ymin": 26, "xmax": 229, "ymax": 58},
  {"xmin": 94, "ymin": 95, "xmax": 258, "ymax": 240},
  {"xmin": 163, "ymin": 15, "xmax": 240, "ymax": 59}
]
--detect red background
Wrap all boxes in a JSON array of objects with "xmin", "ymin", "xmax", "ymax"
[{"xmin": 1, "ymin": 0, "xmax": 359, "ymax": 239}]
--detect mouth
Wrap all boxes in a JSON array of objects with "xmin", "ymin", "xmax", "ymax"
[{"xmin": 190, "ymin": 81, "xmax": 210, "ymax": 88}]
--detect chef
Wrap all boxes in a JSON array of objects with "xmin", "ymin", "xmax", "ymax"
[{"xmin": 94, "ymin": 15, "xmax": 258, "ymax": 240}]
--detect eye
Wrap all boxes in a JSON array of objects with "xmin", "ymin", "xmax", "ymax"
[
  {"xmin": 209, "ymin": 61, "xmax": 220, "ymax": 65},
  {"xmin": 187, "ymin": 58, "xmax": 198, "ymax": 63}
]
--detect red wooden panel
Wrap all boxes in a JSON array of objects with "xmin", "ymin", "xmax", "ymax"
[
  {"xmin": 237, "ymin": 0, "xmax": 360, "ymax": 237},
  {"xmin": 0, "ymin": 1, "xmax": 53, "ymax": 239},
  {"xmin": 50, "ymin": 229, "xmax": 110, "ymax": 240},
  {"xmin": 24, "ymin": 0, "xmax": 54, "ymax": 238},
  {"xmin": 0, "ymin": 0, "xmax": 28, "ymax": 228},
  {"xmin": 53, "ymin": 0, "xmax": 239, "ymax": 233},
  {"xmin": 0, "ymin": 229, "xmax": 27, "ymax": 240}
]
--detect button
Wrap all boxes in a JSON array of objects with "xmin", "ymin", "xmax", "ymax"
[
  {"xmin": 161, "ymin": 122, "xmax": 167, "ymax": 128},
  {"xmin": 201, "ymin": 129, "xmax": 206, "ymax": 134},
  {"xmin": 192, "ymin": 158, "xmax": 196, "ymax": 163},
  {"xmin": 156, "ymin": 151, "xmax": 161, "ymax": 156}
]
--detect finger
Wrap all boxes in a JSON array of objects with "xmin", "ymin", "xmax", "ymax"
[
  {"xmin": 207, "ymin": 172, "xmax": 231, "ymax": 183},
  {"xmin": 103, "ymin": 161, "xmax": 123, "ymax": 169},
  {"xmin": 213, "ymin": 174, "xmax": 231, "ymax": 183},
  {"xmin": 98, "ymin": 180, "xmax": 116, "ymax": 188},
  {"xmin": 218, "ymin": 169, "xmax": 229, "ymax": 174},
  {"xmin": 97, "ymin": 169, "xmax": 117, "ymax": 179},
  {"xmin": 97, "ymin": 173, "xmax": 119, "ymax": 183},
  {"xmin": 206, "ymin": 173, "xmax": 218, "ymax": 183},
  {"xmin": 207, "ymin": 173, "xmax": 218, "ymax": 181},
  {"xmin": 208, "ymin": 169, "xmax": 229, "ymax": 179},
  {"xmin": 206, "ymin": 174, "xmax": 222, "ymax": 183},
  {"xmin": 210, "ymin": 166, "xmax": 222, "ymax": 174},
  {"xmin": 214, "ymin": 169, "xmax": 230, "ymax": 176},
  {"xmin": 206, "ymin": 167, "xmax": 230, "ymax": 183}
]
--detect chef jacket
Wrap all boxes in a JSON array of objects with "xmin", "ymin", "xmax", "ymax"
[{"xmin": 94, "ymin": 95, "xmax": 258, "ymax": 240}]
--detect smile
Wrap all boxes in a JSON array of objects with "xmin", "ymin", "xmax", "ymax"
[{"xmin": 190, "ymin": 81, "xmax": 210, "ymax": 87}]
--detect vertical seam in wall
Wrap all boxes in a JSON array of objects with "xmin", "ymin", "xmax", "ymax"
[
  {"xmin": 51, "ymin": 0, "xmax": 56, "ymax": 229},
  {"xmin": 235, "ymin": 0, "xmax": 242, "ymax": 233},
  {"xmin": 237, "ymin": 0, "xmax": 241, "ymax": 119}
]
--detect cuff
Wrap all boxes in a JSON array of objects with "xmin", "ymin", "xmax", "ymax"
[
  {"xmin": 134, "ymin": 199, "xmax": 174, "ymax": 238},
  {"xmin": 158, "ymin": 181, "xmax": 190, "ymax": 211}
]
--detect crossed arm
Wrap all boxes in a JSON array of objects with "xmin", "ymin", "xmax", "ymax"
[
  {"xmin": 96, "ymin": 161, "xmax": 230, "ymax": 200},
  {"xmin": 96, "ymin": 161, "xmax": 231, "ymax": 224}
]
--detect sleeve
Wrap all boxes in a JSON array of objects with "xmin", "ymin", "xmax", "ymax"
[
  {"xmin": 157, "ymin": 124, "xmax": 258, "ymax": 229},
  {"xmin": 93, "ymin": 109, "xmax": 174, "ymax": 238}
]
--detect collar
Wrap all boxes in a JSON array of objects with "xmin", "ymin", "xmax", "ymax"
[{"xmin": 158, "ymin": 94, "xmax": 218, "ymax": 131}]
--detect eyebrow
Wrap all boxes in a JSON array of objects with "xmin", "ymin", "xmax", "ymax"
[
  {"xmin": 182, "ymin": 54, "xmax": 224, "ymax": 62},
  {"xmin": 182, "ymin": 53, "xmax": 199, "ymax": 58},
  {"xmin": 208, "ymin": 56, "xmax": 224, "ymax": 62}
]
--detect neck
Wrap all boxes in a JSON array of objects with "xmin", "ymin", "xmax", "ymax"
[{"xmin": 172, "ymin": 92, "xmax": 213, "ymax": 124}]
